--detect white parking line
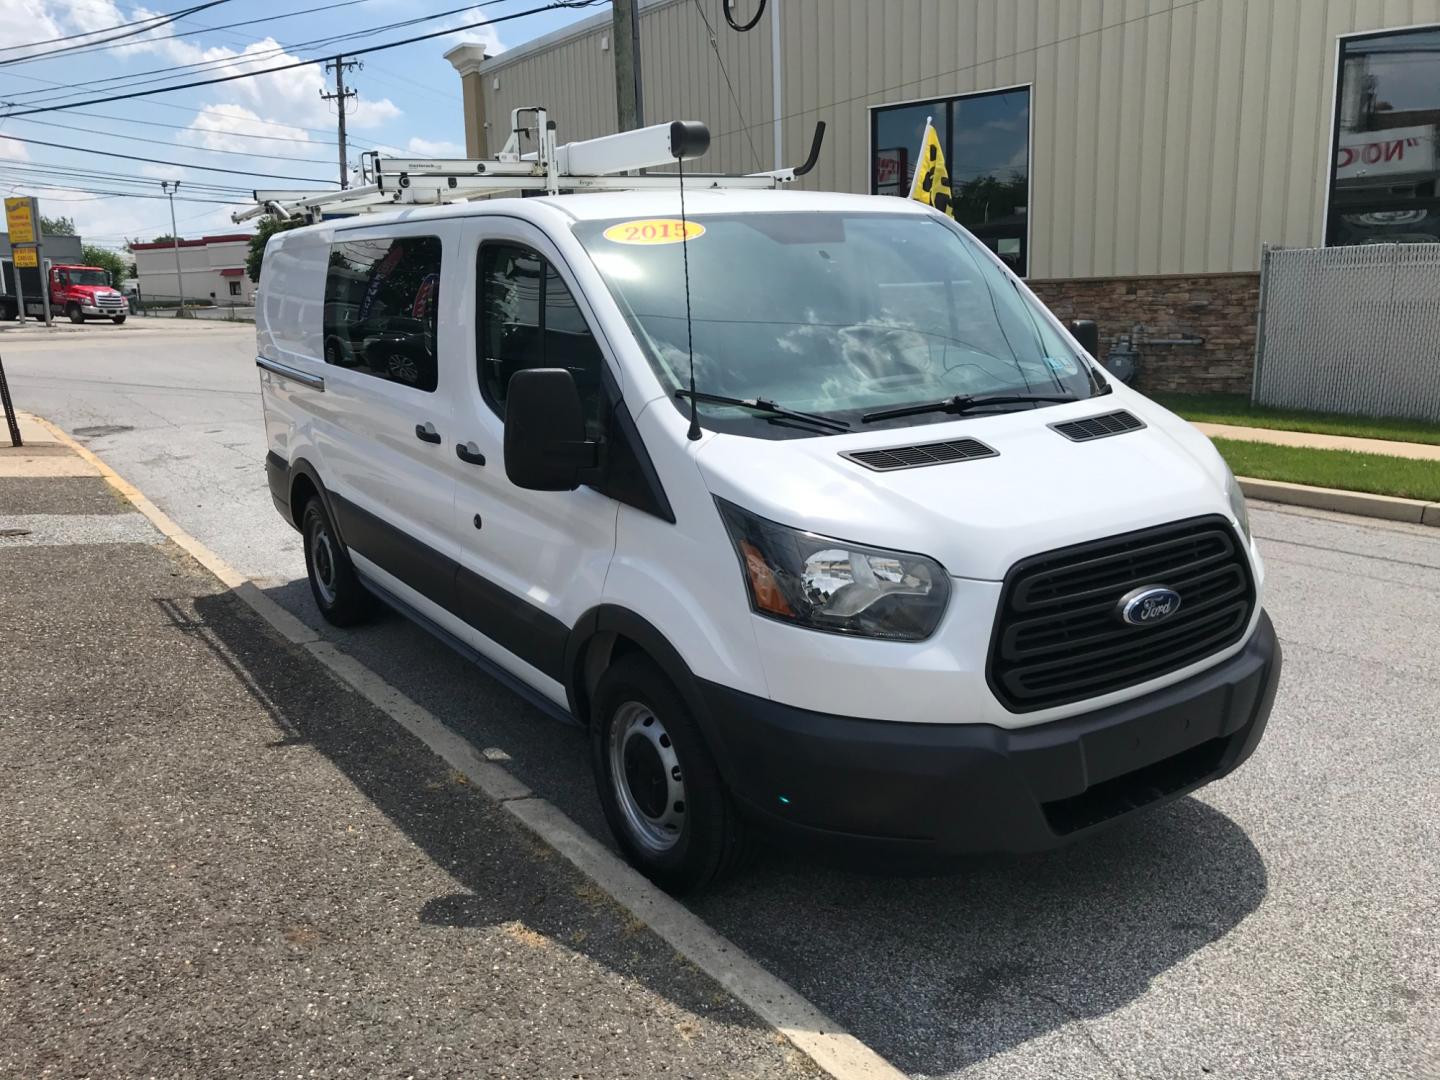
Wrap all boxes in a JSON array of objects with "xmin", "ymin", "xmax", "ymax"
[{"xmin": 33, "ymin": 413, "xmax": 909, "ymax": 1080}]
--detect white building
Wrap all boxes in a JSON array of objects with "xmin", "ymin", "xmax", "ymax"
[{"xmin": 131, "ymin": 233, "xmax": 254, "ymax": 305}]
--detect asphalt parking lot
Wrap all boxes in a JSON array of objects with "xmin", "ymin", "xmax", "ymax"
[{"xmin": 3, "ymin": 322, "xmax": 1437, "ymax": 1078}]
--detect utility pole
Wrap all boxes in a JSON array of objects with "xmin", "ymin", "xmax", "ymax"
[
  {"xmin": 160, "ymin": 180, "xmax": 184, "ymax": 312},
  {"xmin": 612, "ymin": 0, "xmax": 643, "ymax": 131},
  {"xmin": 322, "ymin": 56, "xmax": 360, "ymax": 188}
]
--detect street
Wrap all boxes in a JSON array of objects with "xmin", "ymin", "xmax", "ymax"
[{"xmin": 3, "ymin": 321, "xmax": 1436, "ymax": 1079}]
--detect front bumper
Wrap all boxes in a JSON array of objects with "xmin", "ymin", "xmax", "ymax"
[{"xmin": 698, "ymin": 612, "xmax": 1281, "ymax": 856}]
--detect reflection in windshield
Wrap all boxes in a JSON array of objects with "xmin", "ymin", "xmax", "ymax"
[
  {"xmin": 67, "ymin": 270, "xmax": 110, "ymax": 286},
  {"xmin": 574, "ymin": 212, "xmax": 1098, "ymax": 437}
]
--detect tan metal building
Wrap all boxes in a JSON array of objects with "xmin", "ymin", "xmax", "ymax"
[{"xmin": 447, "ymin": 1, "xmax": 1440, "ymax": 391}]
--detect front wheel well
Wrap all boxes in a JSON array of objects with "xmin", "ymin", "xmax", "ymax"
[{"xmin": 575, "ymin": 630, "xmax": 649, "ymax": 725}]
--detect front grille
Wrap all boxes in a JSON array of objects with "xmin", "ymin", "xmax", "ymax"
[
  {"xmin": 841, "ymin": 437, "xmax": 997, "ymax": 472},
  {"xmin": 1050, "ymin": 410, "xmax": 1145, "ymax": 442},
  {"xmin": 988, "ymin": 516, "xmax": 1254, "ymax": 712}
]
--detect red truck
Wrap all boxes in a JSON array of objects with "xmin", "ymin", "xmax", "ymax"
[{"xmin": 0, "ymin": 260, "xmax": 129, "ymax": 324}]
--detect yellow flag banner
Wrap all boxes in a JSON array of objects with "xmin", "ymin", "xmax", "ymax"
[{"xmin": 908, "ymin": 119, "xmax": 954, "ymax": 218}]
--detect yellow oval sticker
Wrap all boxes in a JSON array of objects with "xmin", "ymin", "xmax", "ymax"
[{"xmin": 602, "ymin": 219, "xmax": 705, "ymax": 245}]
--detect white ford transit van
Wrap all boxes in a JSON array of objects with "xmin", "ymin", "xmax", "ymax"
[{"xmin": 257, "ymin": 184, "xmax": 1280, "ymax": 893}]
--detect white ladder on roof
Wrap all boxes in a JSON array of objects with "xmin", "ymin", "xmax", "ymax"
[{"xmin": 233, "ymin": 109, "xmax": 826, "ymax": 224}]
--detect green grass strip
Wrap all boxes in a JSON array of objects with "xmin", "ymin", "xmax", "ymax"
[
  {"xmin": 1153, "ymin": 393, "xmax": 1440, "ymax": 447},
  {"xmin": 1212, "ymin": 438, "xmax": 1440, "ymax": 503}
]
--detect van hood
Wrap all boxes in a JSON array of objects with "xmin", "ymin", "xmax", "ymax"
[{"xmin": 694, "ymin": 398, "xmax": 1234, "ymax": 582}]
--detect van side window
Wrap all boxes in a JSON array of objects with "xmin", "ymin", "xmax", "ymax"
[
  {"xmin": 323, "ymin": 235, "xmax": 442, "ymax": 392},
  {"xmin": 477, "ymin": 243, "xmax": 605, "ymax": 436}
]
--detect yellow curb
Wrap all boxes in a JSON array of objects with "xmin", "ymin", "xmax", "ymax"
[{"xmin": 26, "ymin": 414, "xmax": 244, "ymax": 588}]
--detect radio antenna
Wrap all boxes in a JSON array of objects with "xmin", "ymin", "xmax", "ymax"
[{"xmin": 676, "ymin": 153, "xmax": 701, "ymax": 441}]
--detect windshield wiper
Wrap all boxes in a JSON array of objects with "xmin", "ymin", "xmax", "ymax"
[
  {"xmin": 675, "ymin": 390, "xmax": 851, "ymax": 432},
  {"xmin": 861, "ymin": 393, "xmax": 1077, "ymax": 424}
]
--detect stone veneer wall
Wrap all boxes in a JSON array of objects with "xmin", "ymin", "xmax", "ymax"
[{"xmin": 1029, "ymin": 272, "xmax": 1261, "ymax": 396}]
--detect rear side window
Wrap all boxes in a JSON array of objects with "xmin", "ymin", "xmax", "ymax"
[
  {"xmin": 323, "ymin": 235, "xmax": 442, "ymax": 392},
  {"xmin": 477, "ymin": 243, "xmax": 606, "ymax": 437}
]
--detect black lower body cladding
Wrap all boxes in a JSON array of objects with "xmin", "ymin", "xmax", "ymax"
[{"xmin": 696, "ymin": 613, "xmax": 1281, "ymax": 856}]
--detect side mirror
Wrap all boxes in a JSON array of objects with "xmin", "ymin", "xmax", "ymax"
[
  {"xmin": 1068, "ymin": 319, "xmax": 1099, "ymax": 359},
  {"xmin": 503, "ymin": 368, "xmax": 598, "ymax": 491}
]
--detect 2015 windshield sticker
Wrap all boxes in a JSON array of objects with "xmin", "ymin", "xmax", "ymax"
[{"xmin": 602, "ymin": 219, "xmax": 705, "ymax": 245}]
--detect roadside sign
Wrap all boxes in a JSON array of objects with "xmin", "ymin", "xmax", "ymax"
[
  {"xmin": 5, "ymin": 197, "xmax": 37, "ymax": 244},
  {"xmin": 12, "ymin": 246, "xmax": 38, "ymax": 268}
]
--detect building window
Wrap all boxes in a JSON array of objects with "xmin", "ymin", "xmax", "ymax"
[
  {"xmin": 322, "ymin": 235, "xmax": 442, "ymax": 392},
  {"xmin": 871, "ymin": 86, "xmax": 1030, "ymax": 275},
  {"xmin": 228, "ymin": 280, "xmax": 241, "ymax": 296},
  {"xmin": 1327, "ymin": 26, "xmax": 1440, "ymax": 246}
]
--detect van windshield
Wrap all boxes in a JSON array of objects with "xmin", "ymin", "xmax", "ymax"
[{"xmin": 572, "ymin": 212, "xmax": 1102, "ymax": 437}]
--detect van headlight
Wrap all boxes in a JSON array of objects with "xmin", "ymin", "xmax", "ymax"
[
  {"xmin": 716, "ymin": 499, "xmax": 950, "ymax": 641},
  {"xmin": 1224, "ymin": 465, "xmax": 1252, "ymax": 542}
]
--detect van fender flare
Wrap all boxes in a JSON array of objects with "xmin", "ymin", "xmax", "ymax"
[
  {"xmin": 564, "ymin": 604, "xmax": 717, "ymax": 736},
  {"xmin": 284, "ymin": 456, "xmax": 347, "ymax": 548}
]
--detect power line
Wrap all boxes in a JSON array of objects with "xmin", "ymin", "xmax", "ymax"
[
  {"xmin": 0, "ymin": 4, "xmax": 185, "ymax": 53},
  {"xmin": 0, "ymin": 1, "xmax": 234, "ymax": 67},
  {"xmin": 0, "ymin": 65, "xmax": 378, "ymax": 146},
  {"xmin": 0, "ymin": 0, "xmax": 604, "ymax": 119},
  {"xmin": 8, "ymin": 0, "xmax": 515, "ymax": 103},
  {"xmin": 0, "ymin": 159, "xmax": 259, "ymax": 194},
  {"xmin": 0, "ymin": 0, "xmax": 377, "ymax": 69},
  {"xmin": 5, "ymin": 115, "xmax": 337, "ymax": 165},
  {"xmin": 0, "ymin": 178, "xmax": 242, "ymax": 205},
  {"xmin": 689, "ymin": 0, "xmax": 761, "ymax": 170},
  {"xmin": 0, "ymin": 132, "xmax": 337, "ymax": 183},
  {"xmin": 63, "ymin": 108, "xmax": 338, "ymax": 146}
]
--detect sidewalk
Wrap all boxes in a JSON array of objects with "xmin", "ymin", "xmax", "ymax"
[
  {"xmin": 1192, "ymin": 421, "xmax": 1440, "ymax": 461},
  {"xmin": 0, "ymin": 429, "xmax": 816, "ymax": 1078}
]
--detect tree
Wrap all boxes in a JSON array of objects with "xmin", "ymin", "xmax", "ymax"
[
  {"xmin": 151, "ymin": 234, "xmax": 179, "ymax": 244},
  {"xmin": 247, "ymin": 217, "xmax": 305, "ymax": 283},
  {"xmin": 40, "ymin": 214, "xmax": 76, "ymax": 236},
  {"xmin": 80, "ymin": 245, "xmax": 129, "ymax": 285}
]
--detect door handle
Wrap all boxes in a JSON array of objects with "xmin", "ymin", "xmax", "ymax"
[
  {"xmin": 456, "ymin": 441, "xmax": 486, "ymax": 466},
  {"xmin": 415, "ymin": 422, "xmax": 441, "ymax": 444}
]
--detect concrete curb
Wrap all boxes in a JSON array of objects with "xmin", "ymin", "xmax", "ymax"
[
  {"xmin": 1239, "ymin": 476, "xmax": 1440, "ymax": 527},
  {"xmin": 26, "ymin": 412, "xmax": 908, "ymax": 1080}
]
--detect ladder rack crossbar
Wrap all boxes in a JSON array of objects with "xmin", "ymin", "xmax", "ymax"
[{"xmin": 235, "ymin": 111, "xmax": 822, "ymax": 224}]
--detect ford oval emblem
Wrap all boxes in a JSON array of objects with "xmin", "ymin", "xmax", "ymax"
[{"xmin": 1118, "ymin": 585, "xmax": 1182, "ymax": 627}]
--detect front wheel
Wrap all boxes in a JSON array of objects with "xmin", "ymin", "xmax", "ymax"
[
  {"xmin": 66, "ymin": 303, "xmax": 84, "ymax": 324},
  {"xmin": 301, "ymin": 497, "xmax": 375, "ymax": 627},
  {"xmin": 111, "ymin": 315, "xmax": 126, "ymax": 325},
  {"xmin": 591, "ymin": 655, "xmax": 749, "ymax": 894}
]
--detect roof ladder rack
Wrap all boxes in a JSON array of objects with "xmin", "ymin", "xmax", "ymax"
[{"xmin": 234, "ymin": 109, "xmax": 826, "ymax": 224}]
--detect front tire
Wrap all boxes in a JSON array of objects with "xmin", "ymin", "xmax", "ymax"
[
  {"xmin": 301, "ymin": 497, "xmax": 374, "ymax": 627},
  {"xmin": 591, "ymin": 655, "xmax": 749, "ymax": 894},
  {"xmin": 66, "ymin": 303, "xmax": 84, "ymax": 324},
  {"xmin": 111, "ymin": 315, "xmax": 126, "ymax": 325}
]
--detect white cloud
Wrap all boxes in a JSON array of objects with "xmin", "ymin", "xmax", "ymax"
[
  {"xmin": 0, "ymin": 140, "xmax": 31, "ymax": 162},
  {"xmin": 405, "ymin": 136, "xmax": 466, "ymax": 158},
  {"xmin": 179, "ymin": 104, "xmax": 317, "ymax": 154},
  {"xmin": 0, "ymin": 0, "xmax": 72, "ymax": 51}
]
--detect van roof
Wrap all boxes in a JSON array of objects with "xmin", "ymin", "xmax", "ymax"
[{"xmin": 324, "ymin": 188, "xmax": 932, "ymax": 232}]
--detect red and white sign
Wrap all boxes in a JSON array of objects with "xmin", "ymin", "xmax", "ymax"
[
  {"xmin": 874, "ymin": 147, "xmax": 908, "ymax": 190},
  {"xmin": 1335, "ymin": 125, "xmax": 1436, "ymax": 182}
]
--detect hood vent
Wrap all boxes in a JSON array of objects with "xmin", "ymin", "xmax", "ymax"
[
  {"xmin": 841, "ymin": 437, "xmax": 998, "ymax": 472},
  {"xmin": 1050, "ymin": 410, "xmax": 1145, "ymax": 442}
]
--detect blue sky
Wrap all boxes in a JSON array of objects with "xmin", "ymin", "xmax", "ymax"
[{"xmin": 0, "ymin": 0, "xmax": 599, "ymax": 252}]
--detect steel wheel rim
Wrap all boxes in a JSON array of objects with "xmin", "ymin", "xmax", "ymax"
[
  {"xmin": 310, "ymin": 523, "xmax": 338, "ymax": 605},
  {"xmin": 608, "ymin": 700, "xmax": 685, "ymax": 854}
]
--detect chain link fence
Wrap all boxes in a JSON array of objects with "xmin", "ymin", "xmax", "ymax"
[
  {"xmin": 128, "ymin": 293, "xmax": 255, "ymax": 322},
  {"xmin": 1253, "ymin": 243, "xmax": 1440, "ymax": 422}
]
